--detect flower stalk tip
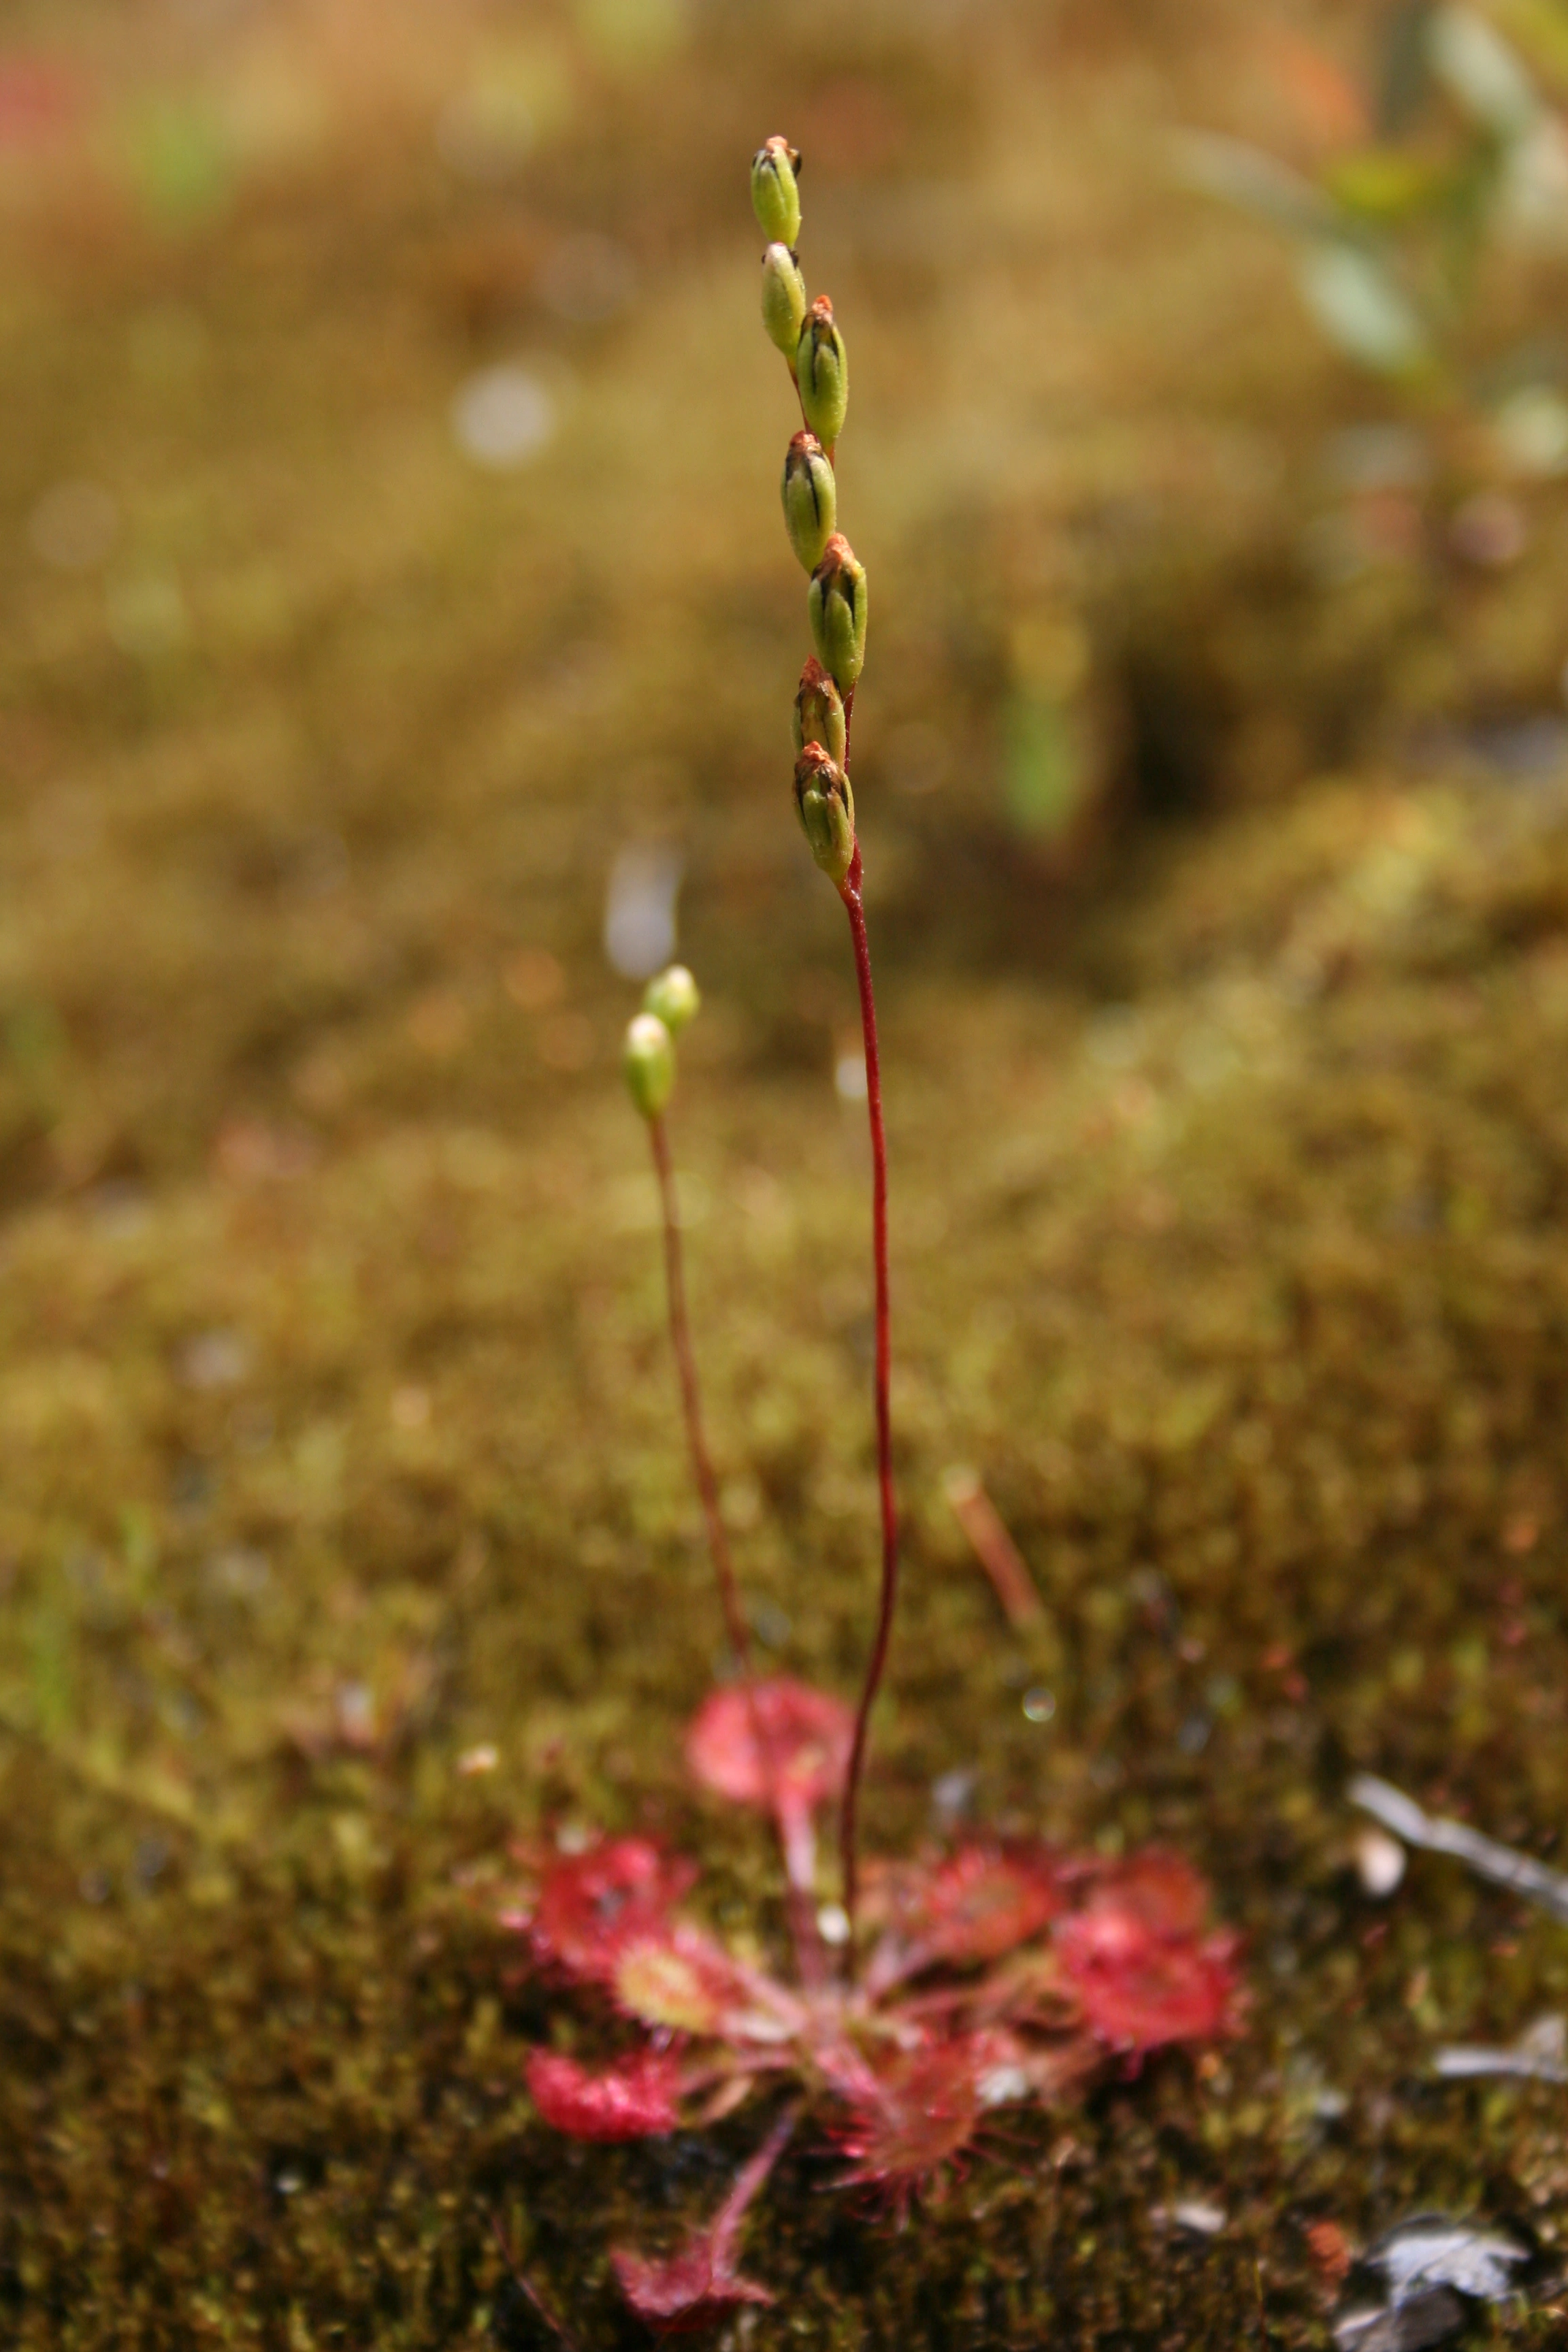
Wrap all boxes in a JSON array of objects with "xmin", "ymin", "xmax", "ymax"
[
  {"xmin": 794, "ymin": 742, "xmax": 856, "ymax": 888},
  {"xmin": 796, "ymin": 295, "xmax": 848, "ymax": 450},
  {"xmin": 622, "ymin": 1011, "xmax": 676, "ymax": 1121},
  {"xmin": 642, "ymin": 963, "xmax": 700, "ymax": 1037},
  {"xmin": 807, "ymin": 532, "xmax": 868, "ymax": 696},
  {"xmin": 751, "ymin": 135, "xmax": 802, "ymax": 248},
  {"xmin": 781, "ymin": 429, "xmax": 837, "ymax": 572}
]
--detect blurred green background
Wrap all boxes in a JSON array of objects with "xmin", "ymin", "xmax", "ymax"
[{"xmin": 7, "ymin": 1, "xmax": 1568, "ymax": 2343}]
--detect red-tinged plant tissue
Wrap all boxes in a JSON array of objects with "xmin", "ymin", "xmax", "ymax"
[
  {"xmin": 1055, "ymin": 1852, "xmax": 1243, "ymax": 2054},
  {"xmin": 832, "ymin": 2036, "xmax": 988, "ymax": 2194},
  {"xmin": 514, "ymin": 1795, "xmax": 1243, "ymax": 2322},
  {"xmin": 610, "ymin": 2238, "xmax": 774, "ymax": 2336},
  {"xmin": 506, "ymin": 124, "xmax": 1257, "ymax": 2337},
  {"xmin": 525, "ymin": 1837, "xmax": 696, "ymax": 1988},
  {"xmin": 611, "ymin": 1924, "xmax": 800, "ymax": 2041},
  {"xmin": 525, "ymin": 2046, "xmax": 684, "ymax": 2141},
  {"xmin": 611, "ymin": 2102, "xmax": 796, "ymax": 2332},
  {"xmin": 862, "ymin": 1845, "xmax": 1066, "ymax": 1991},
  {"xmin": 685, "ymin": 1678, "xmax": 852, "ymax": 1819}
]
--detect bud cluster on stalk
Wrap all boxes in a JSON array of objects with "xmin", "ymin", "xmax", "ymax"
[
  {"xmin": 622, "ymin": 964, "xmax": 701, "ymax": 1123},
  {"xmin": 751, "ymin": 133, "xmax": 868, "ymax": 892}
]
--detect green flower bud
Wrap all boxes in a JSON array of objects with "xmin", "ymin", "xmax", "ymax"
[
  {"xmin": 791, "ymin": 655, "xmax": 847, "ymax": 771},
  {"xmin": 751, "ymin": 135, "xmax": 802, "ymax": 248},
  {"xmin": 796, "ymin": 295, "xmax": 847, "ymax": 449},
  {"xmin": 794, "ymin": 742, "xmax": 856, "ymax": 888},
  {"xmin": 762, "ymin": 243, "xmax": 807, "ymax": 359},
  {"xmin": 642, "ymin": 964, "xmax": 700, "ymax": 1037},
  {"xmin": 781, "ymin": 429, "xmax": 836, "ymax": 572},
  {"xmin": 807, "ymin": 532, "xmax": 868, "ymax": 696},
  {"xmin": 622, "ymin": 1011, "xmax": 675, "ymax": 1121}
]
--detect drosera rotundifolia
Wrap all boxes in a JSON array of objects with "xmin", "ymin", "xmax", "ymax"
[{"xmin": 504, "ymin": 136, "xmax": 1245, "ymax": 2337}]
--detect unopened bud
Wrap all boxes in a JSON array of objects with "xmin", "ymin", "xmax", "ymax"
[
  {"xmin": 751, "ymin": 135, "xmax": 802, "ymax": 248},
  {"xmin": 796, "ymin": 296, "xmax": 847, "ymax": 449},
  {"xmin": 642, "ymin": 964, "xmax": 700, "ymax": 1037},
  {"xmin": 622, "ymin": 1012, "xmax": 675, "ymax": 1121},
  {"xmin": 791, "ymin": 656, "xmax": 847, "ymax": 770},
  {"xmin": 781, "ymin": 430, "xmax": 836, "ymax": 572},
  {"xmin": 794, "ymin": 742, "xmax": 856, "ymax": 887},
  {"xmin": 807, "ymin": 533, "xmax": 868, "ymax": 695},
  {"xmin": 762, "ymin": 243, "xmax": 807, "ymax": 359}
]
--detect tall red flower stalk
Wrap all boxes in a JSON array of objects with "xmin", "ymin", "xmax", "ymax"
[
  {"xmin": 769, "ymin": 142, "xmax": 892, "ymax": 1941},
  {"xmin": 627, "ymin": 133, "xmax": 898, "ymax": 1948},
  {"xmin": 834, "ymin": 843, "xmax": 897, "ymax": 1933}
]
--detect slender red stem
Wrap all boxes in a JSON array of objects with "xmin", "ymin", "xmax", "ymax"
[
  {"xmin": 835, "ymin": 844, "xmax": 897, "ymax": 1936},
  {"xmin": 709, "ymin": 2102, "xmax": 799, "ymax": 2265},
  {"xmin": 649, "ymin": 1111, "xmax": 826, "ymax": 1985},
  {"xmin": 649, "ymin": 1113, "xmax": 750, "ymax": 1672}
]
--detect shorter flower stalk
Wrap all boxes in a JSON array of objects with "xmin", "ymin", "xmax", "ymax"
[
  {"xmin": 621, "ymin": 975, "xmax": 749, "ymax": 1676},
  {"xmin": 623, "ymin": 970, "xmax": 826, "ymax": 1987},
  {"xmin": 621, "ymin": 1011, "xmax": 674, "ymax": 1122}
]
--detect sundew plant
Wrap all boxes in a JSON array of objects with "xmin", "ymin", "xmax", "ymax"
[{"xmin": 503, "ymin": 137, "xmax": 1245, "ymax": 2337}]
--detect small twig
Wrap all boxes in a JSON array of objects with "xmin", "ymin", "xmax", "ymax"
[
  {"xmin": 942, "ymin": 1467, "xmax": 1044, "ymax": 1629},
  {"xmin": 1433, "ymin": 2014, "xmax": 1568, "ymax": 2084},
  {"xmin": 485, "ymin": 2208, "xmax": 583, "ymax": 2351},
  {"xmin": 1349, "ymin": 1773, "xmax": 1568, "ymax": 1925}
]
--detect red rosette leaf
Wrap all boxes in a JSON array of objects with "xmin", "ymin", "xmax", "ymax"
[
  {"xmin": 831, "ymin": 2033, "xmax": 997, "ymax": 2194},
  {"xmin": 1055, "ymin": 1850, "xmax": 1243, "ymax": 2054},
  {"xmin": 527, "ymin": 1836, "xmax": 696, "ymax": 1987},
  {"xmin": 862, "ymin": 1844, "xmax": 1065, "ymax": 1991},
  {"xmin": 1096, "ymin": 1848, "xmax": 1209, "ymax": 1937},
  {"xmin": 610, "ymin": 1924, "xmax": 798, "ymax": 2042},
  {"xmin": 611, "ymin": 2237, "xmax": 774, "ymax": 2336},
  {"xmin": 525, "ymin": 2046, "xmax": 683, "ymax": 2141},
  {"xmin": 685, "ymin": 1678, "xmax": 853, "ymax": 1820}
]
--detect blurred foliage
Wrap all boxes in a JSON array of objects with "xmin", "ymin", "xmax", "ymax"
[
  {"xmin": 1183, "ymin": 3, "xmax": 1568, "ymax": 389},
  {"xmin": 1177, "ymin": 3, "xmax": 1568, "ymax": 776}
]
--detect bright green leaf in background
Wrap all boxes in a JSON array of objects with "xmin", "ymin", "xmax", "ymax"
[
  {"xmin": 1297, "ymin": 239, "xmax": 1433, "ymax": 374},
  {"xmin": 1171, "ymin": 131, "xmax": 1332, "ymax": 238},
  {"xmin": 1428, "ymin": 3, "xmax": 1539, "ymax": 137}
]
